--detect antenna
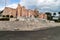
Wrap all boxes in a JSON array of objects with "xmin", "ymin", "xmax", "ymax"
[
  {"xmin": 5, "ymin": 0, "xmax": 6, "ymax": 7},
  {"xmin": 5, "ymin": 0, "xmax": 9, "ymax": 7},
  {"xmin": 18, "ymin": 0, "xmax": 20, "ymax": 4},
  {"xmin": 5, "ymin": 0, "xmax": 6, "ymax": 17}
]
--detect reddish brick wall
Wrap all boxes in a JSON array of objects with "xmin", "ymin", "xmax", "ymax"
[
  {"xmin": 2, "ymin": 4, "xmax": 47, "ymax": 20},
  {"xmin": 21, "ymin": 6, "xmax": 28, "ymax": 17},
  {"xmin": 16, "ymin": 4, "xmax": 22, "ymax": 17},
  {"xmin": 38, "ymin": 13, "xmax": 47, "ymax": 19}
]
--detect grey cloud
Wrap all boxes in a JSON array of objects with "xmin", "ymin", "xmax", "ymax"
[{"xmin": 20, "ymin": 0, "xmax": 60, "ymax": 12}]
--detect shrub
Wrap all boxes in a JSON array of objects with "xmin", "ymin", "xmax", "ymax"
[{"xmin": 0, "ymin": 17, "xmax": 9, "ymax": 21}]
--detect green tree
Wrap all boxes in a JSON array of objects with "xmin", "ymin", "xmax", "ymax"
[{"xmin": 45, "ymin": 12, "xmax": 52, "ymax": 20}]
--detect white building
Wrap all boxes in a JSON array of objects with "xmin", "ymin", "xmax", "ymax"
[{"xmin": 51, "ymin": 12, "xmax": 60, "ymax": 20}]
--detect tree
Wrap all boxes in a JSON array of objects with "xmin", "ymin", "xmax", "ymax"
[
  {"xmin": 0, "ymin": 10, "xmax": 4, "ymax": 16},
  {"xmin": 45, "ymin": 12, "xmax": 52, "ymax": 20},
  {"xmin": 0, "ymin": 10, "xmax": 3, "ymax": 14},
  {"xmin": 58, "ymin": 12, "xmax": 60, "ymax": 20}
]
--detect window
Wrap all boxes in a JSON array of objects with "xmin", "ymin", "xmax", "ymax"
[
  {"xmin": 58, "ymin": 12, "xmax": 60, "ymax": 14},
  {"xmin": 6, "ymin": 15, "xmax": 9, "ymax": 17},
  {"xmin": 10, "ymin": 15, "xmax": 13, "ymax": 18},
  {"xmin": 53, "ymin": 13, "xmax": 56, "ymax": 15},
  {"xmin": 3, "ymin": 15, "xmax": 5, "ymax": 17}
]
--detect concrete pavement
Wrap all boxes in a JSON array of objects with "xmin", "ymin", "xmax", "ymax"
[{"xmin": 0, "ymin": 26, "xmax": 60, "ymax": 40}]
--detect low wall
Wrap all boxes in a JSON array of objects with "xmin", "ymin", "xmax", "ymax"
[
  {"xmin": 10, "ymin": 18, "xmax": 16, "ymax": 21},
  {"xmin": 0, "ymin": 21, "xmax": 60, "ymax": 31}
]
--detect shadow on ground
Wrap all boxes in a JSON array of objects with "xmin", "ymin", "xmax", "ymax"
[{"xmin": 0, "ymin": 26, "xmax": 60, "ymax": 40}]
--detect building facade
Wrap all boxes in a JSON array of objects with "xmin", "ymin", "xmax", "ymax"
[
  {"xmin": 2, "ymin": 4, "xmax": 47, "ymax": 20},
  {"xmin": 2, "ymin": 4, "xmax": 38, "ymax": 17}
]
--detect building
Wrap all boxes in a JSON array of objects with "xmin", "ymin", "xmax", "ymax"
[
  {"xmin": 1, "ymin": 4, "xmax": 48, "ymax": 21},
  {"xmin": 38, "ymin": 13, "xmax": 47, "ymax": 19},
  {"xmin": 50, "ymin": 12, "xmax": 60, "ymax": 20},
  {"xmin": 2, "ymin": 4, "xmax": 38, "ymax": 18},
  {"xmin": 2, "ymin": 7, "xmax": 16, "ymax": 17},
  {"xmin": 45, "ymin": 12, "xmax": 60, "ymax": 21}
]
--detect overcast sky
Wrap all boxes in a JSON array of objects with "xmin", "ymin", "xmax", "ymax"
[{"xmin": 0, "ymin": 0, "xmax": 60, "ymax": 12}]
